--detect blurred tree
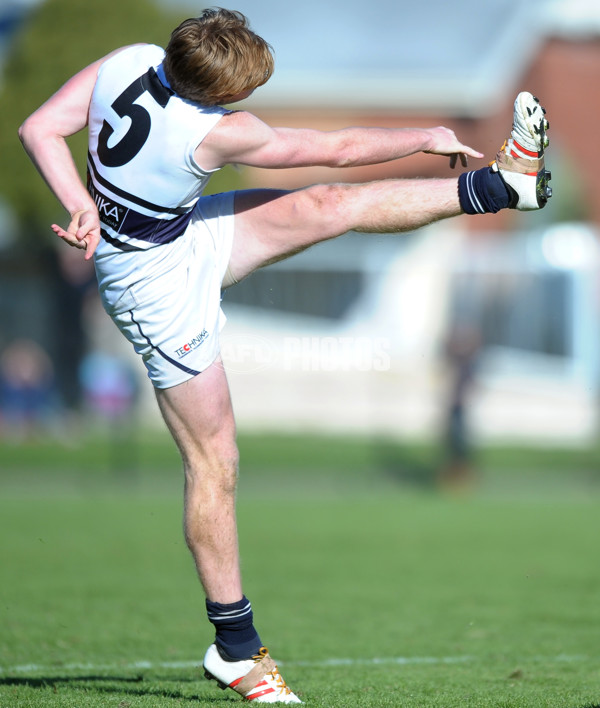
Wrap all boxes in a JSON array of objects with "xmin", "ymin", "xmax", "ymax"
[{"xmin": 0, "ymin": 0, "xmax": 246, "ymax": 244}]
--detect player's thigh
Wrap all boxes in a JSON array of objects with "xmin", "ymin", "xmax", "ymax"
[
  {"xmin": 155, "ymin": 357, "xmax": 238, "ymax": 472},
  {"xmin": 228, "ymin": 185, "xmax": 353, "ymax": 283}
]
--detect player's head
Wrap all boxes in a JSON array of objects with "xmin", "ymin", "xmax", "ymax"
[{"xmin": 163, "ymin": 8, "xmax": 274, "ymax": 105}]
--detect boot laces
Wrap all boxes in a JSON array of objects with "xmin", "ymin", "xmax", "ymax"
[
  {"xmin": 253, "ymin": 647, "xmax": 292, "ymax": 696},
  {"xmin": 489, "ymin": 140, "xmax": 507, "ymax": 167}
]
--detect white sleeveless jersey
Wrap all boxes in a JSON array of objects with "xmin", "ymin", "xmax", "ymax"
[{"xmin": 88, "ymin": 44, "xmax": 228, "ymax": 251}]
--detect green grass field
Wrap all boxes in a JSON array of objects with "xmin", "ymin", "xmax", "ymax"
[{"xmin": 1, "ymin": 430, "xmax": 600, "ymax": 707}]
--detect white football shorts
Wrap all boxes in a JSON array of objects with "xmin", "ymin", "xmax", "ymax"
[{"xmin": 94, "ymin": 192, "xmax": 235, "ymax": 389}]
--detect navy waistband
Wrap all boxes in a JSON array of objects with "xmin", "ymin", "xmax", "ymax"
[{"xmin": 88, "ymin": 175, "xmax": 193, "ymax": 248}]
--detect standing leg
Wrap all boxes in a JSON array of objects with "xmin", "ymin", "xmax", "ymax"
[
  {"xmin": 157, "ymin": 359, "xmax": 302, "ymax": 702},
  {"xmin": 154, "ymin": 357, "xmax": 242, "ymax": 603}
]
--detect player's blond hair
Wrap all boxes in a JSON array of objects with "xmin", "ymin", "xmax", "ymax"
[{"xmin": 163, "ymin": 8, "xmax": 274, "ymax": 105}]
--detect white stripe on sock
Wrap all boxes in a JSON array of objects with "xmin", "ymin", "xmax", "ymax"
[{"xmin": 467, "ymin": 172, "xmax": 485, "ymax": 214}]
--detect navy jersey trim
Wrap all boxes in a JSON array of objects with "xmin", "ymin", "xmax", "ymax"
[
  {"xmin": 87, "ymin": 153, "xmax": 189, "ymax": 216},
  {"xmin": 100, "ymin": 228, "xmax": 144, "ymax": 252},
  {"xmin": 90, "ymin": 176, "xmax": 194, "ymax": 247}
]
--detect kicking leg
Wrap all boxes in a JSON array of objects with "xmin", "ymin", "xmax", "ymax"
[
  {"xmin": 226, "ymin": 91, "xmax": 551, "ymax": 284},
  {"xmin": 227, "ymin": 177, "xmax": 461, "ymax": 283}
]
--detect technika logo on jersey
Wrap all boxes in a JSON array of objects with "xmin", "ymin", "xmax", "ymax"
[
  {"xmin": 175, "ymin": 330, "xmax": 209, "ymax": 359},
  {"xmin": 88, "ymin": 179, "xmax": 128, "ymax": 232}
]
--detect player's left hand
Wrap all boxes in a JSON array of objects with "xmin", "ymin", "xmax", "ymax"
[
  {"xmin": 424, "ymin": 126, "xmax": 484, "ymax": 168},
  {"xmin": 449, "ymin": 153, "xmax": 469, "ymax": 169},
  {"xmin": 51, "ymin": 208, "xmax": 101, "ymax": 260}
]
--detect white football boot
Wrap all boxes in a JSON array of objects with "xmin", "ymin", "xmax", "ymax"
[
  {"xmin": 492, "ymin": 91, "xmax": 552, "ymax": 210},
  {"xmin": 203, "ymin": 644, "xmax": 302, "ymax": 703}
]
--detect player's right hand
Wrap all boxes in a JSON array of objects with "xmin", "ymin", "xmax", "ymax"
[{"xmin": 51, "ymin": 208, "xmax": 101, "ymax": 260}]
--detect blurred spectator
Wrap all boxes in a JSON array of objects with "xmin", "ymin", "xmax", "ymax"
[
  {"xmin": 79, "ymin": 350, "xmax": 138, "ymax": 420},
  {"xmin": 0, "ymin": 338, "xmax": 58, "ymax": 439},
  {"xmin": 79, "ymin": 350, "xmax": 139, "ymax": 475},
  {"xmin": 439, "ymin": 322, "xmax": 482, "ymax": 491},
  {"xmin": 51, "ymin": 244, "xmax": 97, "ymax": 412}
]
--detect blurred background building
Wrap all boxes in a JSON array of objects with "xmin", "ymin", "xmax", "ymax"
[{"xmin": 1, "ymin": 0, "xmax": 599, "ymax": 445}]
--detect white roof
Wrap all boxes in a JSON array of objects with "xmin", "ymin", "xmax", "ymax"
[
  {"xmin": 165, "ymin": 0, "xmax": 599, "ymax": 115},
  {"xmin": 5, "ymin": 0, "xmax": 599, "ymax": 116}
]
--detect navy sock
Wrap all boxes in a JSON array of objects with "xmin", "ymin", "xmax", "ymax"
[
  {"xmin": 458, "ymin": 166, "xmax": 512, "ymax": 214},
  {"xmin": 206, "ymin": 595, "xmax": 262, "ymax": 660}
]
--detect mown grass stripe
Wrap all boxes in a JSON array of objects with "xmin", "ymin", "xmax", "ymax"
[{"xmin": 2, "ymin": 653, "xmax": 591, "ymax": 675}]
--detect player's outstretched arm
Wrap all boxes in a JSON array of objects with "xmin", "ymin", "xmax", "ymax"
[
  {"xmin": 19, "ymin": 47, "xmax": 132, "ymax": 259},
  {"xmin": 197, "ymin": 110, "xmax": 483, "ymax": 172}
]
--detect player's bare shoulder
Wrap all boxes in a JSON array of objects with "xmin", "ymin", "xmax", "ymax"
[{"xmin": 195, "ymin": 110, "xmax": 273, "ymax": 171}]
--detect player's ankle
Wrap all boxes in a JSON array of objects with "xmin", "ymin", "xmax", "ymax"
[
  {"xmin": 457, "ymin": 167, "xmax": 511, "ymax": 215},
  {"xmin": 206, "ymin": 595, "xmax": 263, "ymax": 660}
]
